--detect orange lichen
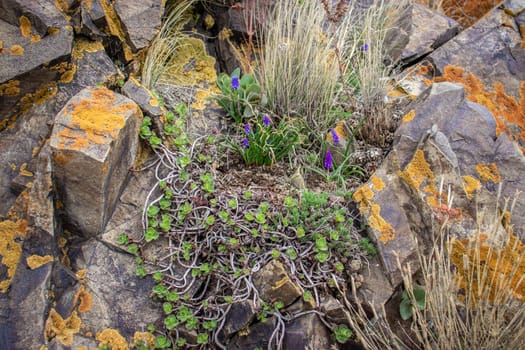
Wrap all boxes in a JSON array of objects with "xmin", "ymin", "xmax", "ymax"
[
  {"xmin": 76, "ymin": 269, "xmax": 87, "ymax": 280},
  {"xmin": 371, "ymin": 175, "xmax": 385, "ymax": 191},
  {"xmin": 96, "ymin": 329, "xmax": 129, "ymax": 350},
  {"xmin": 26, "ymin": 255, "xmax": 54, "ymax": 269},
  {"xmin": 48, "ymin": 27, "xmax": 60, "ymax": 35},
  {"xmin": 0, "ymin": 80, "xmax": 20, "ymax": 96},
  {"xmin": 440, "ymin": 0, "xmax": 499, "ymax": 28},
  {"xmin": 398, "ymin": 150, "xmax": 435, "ymax": 191},
  {"xmin": 353, "ymin": 182, "xmax": 395, "ymax": 243},
  {"xmin": 462, "ymin": 175, "xmax": 482, "ymax": 199},
  {"xmin": 326, "ymin": 120, "xmax": 347, "ymax": 143},
  {"xmin": 402, "ymin": 110, "xmax": 415, "ymax": 123},
  {"xmin": 450, "ymin": 233, "xmax": 525, "ymax": 302},
  {"xmin": 476, "ymin": 162, "xmax": 500, "ymax": 183},
  {"xmin": 133, "ymin": 332, "xmax": 155, "ymax": 348},
  {"xmin": 10, "ymin": 45, "xmax": 24, "ymax": 56},
  {"xmin": 73, "ymin": 285, "xmax": 93, "ymax": 313},
  {"xmin": 44, "ymin": 309, "xmax": 82, "ymax": 346},
  {"xmin": 19, "ymin": 16, "xmax": 31, "ymax": 37},
  {"xmin": 435, "ymin": 65, "xmax": 525, "ymax": 152},
  {"xmin": 54, "ymin": 0, "xmax": 71, "ymax": 13},
  {"xmin": 0, "ymin": 220, "xmax": 27, "ymax": 293},
  {"xmin": 19, "ymin": 162, "xmax": 33, "ymax": 177},
  {"xmin": 59, "ymin": 65, "xmax": 77, "ymax": 83},
  {"xmin": 55, "ymin": 87, "xmax": 138, "ymax": 150},
  {"xmin": 53, "ymin": 152, "xmax": 71, "ymax": 167}
]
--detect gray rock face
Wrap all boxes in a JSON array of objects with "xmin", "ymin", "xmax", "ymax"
[
  {"xmin": 222, "ymin": 300, "xmax": 257, "ymax": 338},
  {"xmin": 57, "ymin": 239, "xmax": 161, "ymax": 340},
  {"xmin": 122, "ymin": 77, "xmax": 164, "ymax": 119},
  {"xmin": 0, "ymin": 19, "xmax": 73, "ymax": 84},
  {"xmin": 228, "ymin": 317, "xmax": 276, "ymax": 350},
  {"xmin": 1, "ymin": 142, "xmax": 57, "ymax": 350},
  {"xmin": 114, "ymin": 0, "xmax": 164, "ymax": 51},
  {"xmin": 283, "ymin": 313, "xmax": 334, "ymax": 350},
  {"xmin": 355, "ymin": 82, "xmax": 525, "ymax": 287},
  {"xmin": 399, "ymin": 3, "xmax": 460, "ymax": 65},
  {"xmin": 50, "ymin": 86, "xmax": 142, "ymax": 237}
]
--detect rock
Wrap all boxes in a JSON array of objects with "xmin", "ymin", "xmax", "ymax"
[
  {"xmin": 252, "ymin": 260, "xmax": 302, "ymax": 307},
  {"xmin": 228, "ymin": 317, "xmax": 276, "ymax": 350},
  {"xmin": 50, "ymin": 86, "xmax": 142, "ymax": 237},
  {"xmin": 0, "ymin": 19, "xmax": 74, "ymax": 84},
  {"xmin": 320, "ymin": 295, "xmax": 348, "ymax": 325},
  {"xmin": 399, "ymin": 3, "xmax": 460, "ymax": 65},
  {"xmin": 2, "ymin": 142, "xmax": 57, "ymax": 349},
  {"xmin": 55, "ymin": 239, "xmax": 161, "ymax": 343},
  {"xmin": 503, "ymin": 0, "xmax": 525, "ymax": 16},
  {"xmin": 0, "ymin": 0, "xmax": 70, "ymax": 36},
  {"xmin": 354, "ymin": 81, "xmax": 525, "ymax": 287},
  {"xmin": 283, "ymin": 313, "xmax": 335, "ymax": 350},
  {"xmin": 222, "ymin": 300, "xmax": 257, "ymax": 337},
  {"xmin": 113, "ymin": 0, "xmax": 165, "ymax": 51},
  {"xmin": 0, "ymin": 38, "xmax": 122, "ymax": 217},
  {"xmin": 122, "ymin": 77, "xmax": 165, "ymax": 119},
  {"xmin": 356, "ymin": 256, "xmax": 394, "ymax": 312},
  {"xmin": 428, "ymin": 6, "xmax": 525, "ymax": 99}
]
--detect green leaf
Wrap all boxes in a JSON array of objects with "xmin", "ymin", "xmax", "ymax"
[
  {"xmin": 147, "ymin": 205, "xmax": 160, "ymax": 217},
  {"xmin": 154, "ymin": 335, "xmax": 171, "ymax": 349},
  {"xmin": 334, "ymin": 324, "xmax": 352, "ymax": 344},
  {"xmin": 197, "ymin": 333, "xmax": 209, "ymax": 344},
  {"xmin": 164, "ymin": 314, "xmax": 178, "ymax": 330},
  {"xmin": 399, "ymin": 298, "xmax": 413, "ymax": 320},
  {"xmin": 116, "ymin": 233, "xmax": 128, "ymax": 245},
  {"xmin": 163, "ymin": 302, "xmax": 173, "ymax": 314},
  {"xmin": 145, "ymin": 227, "xmax": 159, "ymax": 242}
]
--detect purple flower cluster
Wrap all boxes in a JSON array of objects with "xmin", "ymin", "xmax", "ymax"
[
  {"xmin": 324, "ymin": 150, "xmax": 333, "ymax": 170},
  {"xmin": 232, "ymin": 76, "xmax": 240, "ymax": 90},
  {"xmin": 331, "ymin": 129, "xmax": 340, "ymax": 144},
  {"xmin": 262, "ymin": 114, "xmax": 271, "ymax": 127}
]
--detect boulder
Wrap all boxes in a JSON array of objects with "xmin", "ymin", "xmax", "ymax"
[
  {"xmin": 113, "ymin": 0, "xmax": 165, "ymax": 51},
  {"xmin": 122, "ymin": 77, "xmax": 165, "ymax": 119},
  {"xmin": 0, "ymin": 19, "xmax": 73, "ymax": 84},
  {"xmin": 0, "ymin": 39, "xmax": 122, "ymax": 217},
  {"xmin": 50, "ymin": 86, "xmax": 142, "ymax": 237},
  {"xmin": 222, "ymin": 300, "xmax": 257, "ymax": 338},
  {"xmin": 354, "ymin": 82, "xmax": 525, "ymax": 286},
  {"xmin": 228, "ymin": 317, "xmax": 276, "ymax": 350}
]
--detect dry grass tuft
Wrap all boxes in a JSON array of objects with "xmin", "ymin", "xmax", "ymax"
[{"xmin": 141, "ymin": 0, "xmax": 195, "ymax": 90}]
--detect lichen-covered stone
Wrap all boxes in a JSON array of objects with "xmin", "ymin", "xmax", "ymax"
[
  {"xmin": 50, "ymin": 86, "xmax": 142, "ymax": 237},
  {"xmin": 122, "ymin": 77, "xmax": 164, "ymax": 119},
  {"xmin": 0, "ymin": 19, "xmax": 73, "ymax": 83},
  {"xmin": 222, "ymin": 300, "xmax": 257, "ymax": 337},
  {"xmin": 252, "ymin": 260, "xmax": 302, "ymax": 307},
  {"xmin": 0, "ymin": 0, "xmax": 70, "ymax": 36}
]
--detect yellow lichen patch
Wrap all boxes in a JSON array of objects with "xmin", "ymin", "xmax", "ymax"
[
  {"xmin": 204, "ymin": 14, "xmax": 215, "ymax": 30},
  {"xmin": 10, "ymin": 45, "xmax": 24, "ymax": 56},
  {"xmin": 99, "ymin": 0, "xmax": 133, "ymax": 61},
  {"xmin": 76, "ymin": 269, "xmax": 87, "ymax": 280},
  {"xmin": 73, "ymin": 285, "xmax": 92, "ymax": 313},
  {"xmin": 72, "ymin": 39, "xmax": 104, "ymax": 60},
  {"xmin": 462, "ymin": 175, "xmax": 481, "ymax": 199},
  {"xmin": 19, "ymin": 16, "xmax": 31, "ymax": 37},
  {"xmin": 0, "ymin": 80, "xmax": 20, "ymax": 96},
  {"xmin": 54, "ymin": 0, "xmax": 71, "ymax": 14},
  {"xmin": 55, "ymin": 87, "xmax": 138, "ymax": 150},
  {"xmin": 48, "ymin": 27, "xmax": 60, "ymax": 35},
  {"xmin": 133, "ymin": 331, "xmax": 155, "ymax": 348},
  {"xmin": 59, "ymin": 65, "xmax": 77, "ymax": 83},
  {"xmin": 96, "ymin": 329, "xmax": 129, "ymax": 350},
  {"xmin": 398, "ymin": 149, "xmax": 435, "ymax": 191},
  {"xmin": 402, "ymin": 109, "xmax": 415, "ymax": 123},
  {"xmin": 353, "ymin": 183, "xmax": 395, "ymax": 243},
  {"xmin": 26, "ymin": 255, "xmax": 54, "ymax": 269},
  {"xmin": 476, "ymin": 163, "xmax": 500, "ymax": 183},
  {"xmin": 368, "ymin": 203, "xmax": 395, "ymax": 243},
  {"xmin": 0, "ymin": 220, "xmax": 27, "ymax": 293},
  {"xmin": 450, "ymin": 233, "xmax": 525, "ymax": 303},
  {"xmin": 192, "ymin": 88, "xmax": 216, "ymax": 110},
  {"xmin": 371, "ymin": 175, "xmax": 385, "ymax": 191},
  {"xmin": 44, "ymin": 309, "xmax": 82, "ymax": 346},
  {"xmin": 149, "ymin": 98, "xmax": 159, "ymax": 107},
  {"xmin": 162, "ymin": 36, "xmax": 217, "ymax": 86}
]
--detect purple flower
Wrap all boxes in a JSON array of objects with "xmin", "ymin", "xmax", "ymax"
[
  {"xmin": 244, "ymin": 123, "xmax": 251, "ymax": 135},
  {"xmin": 361, "ymin": 43, "xmax": 369, "ymax": 52},
  {"xmin": 242, "ymin": 137, "xmax": 250, "ymax": 148},
  {"xmin": 232, "ymin": 76, "xmax": 240, "ymax": 90},
  {"xmin": 262, "ymin": 114, "xmax": 271, "ymax": 127},
  {"xmin": 331, "ymin": 129, "xmax": 340, "ymax": 144},
  {"xmin": 324, "ymin": 150, "xmax": 333, "ymax": 170}
]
